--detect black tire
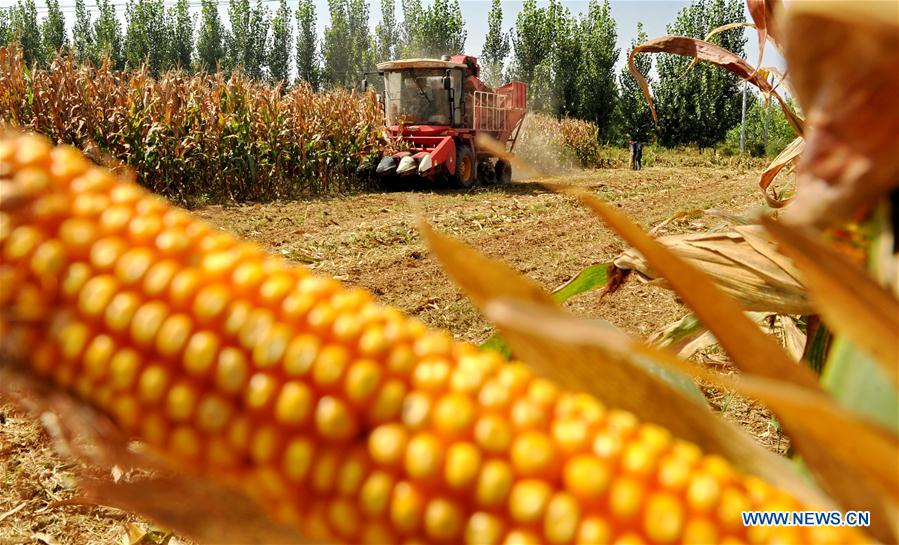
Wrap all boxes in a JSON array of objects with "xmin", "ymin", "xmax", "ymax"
[
  {"xmin": 495, "ymin": 159, "xmax": 512, "ymax": 184},
  {"xmin": 454, "ymin": 145, "xmax": 476, "ymax": 188}
]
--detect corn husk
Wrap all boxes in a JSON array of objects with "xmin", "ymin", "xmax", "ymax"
[{"xmin": 611, "ymin": 225, "xmax": 812, "ymax": 314}]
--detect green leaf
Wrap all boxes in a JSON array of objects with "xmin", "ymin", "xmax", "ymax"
[
  {"xmin": 481, "ymin": 263, "xmax": 610, "ymax": 358},
  {"xmin": 821, "ymin": 336, "xmax": 899, "ymax": 433},
  {"xmin": 550, "ymin": 263, "xmax": 609, "ymax": 303}
]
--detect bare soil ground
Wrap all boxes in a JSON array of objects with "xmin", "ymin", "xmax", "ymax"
[{"xmin": 1, "ymin": 164, "xmax": 786, "ymax": 544}]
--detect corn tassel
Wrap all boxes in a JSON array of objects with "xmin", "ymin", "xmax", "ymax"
[{"xmin": 0, "ymin": 133, "xmax": 861, "ymax": 544}]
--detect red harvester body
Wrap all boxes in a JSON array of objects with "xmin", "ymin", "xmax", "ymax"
[{"xmin": 371, "ymin": 55, "xmax": 527, "ymax": 187}]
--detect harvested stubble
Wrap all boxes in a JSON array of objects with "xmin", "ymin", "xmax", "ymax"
[{"xmin": 0, "ymin": 133, "xmax": 862, "ymax": 544}]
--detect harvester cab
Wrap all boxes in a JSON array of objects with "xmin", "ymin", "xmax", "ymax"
[{"xmin": 368, "ymin": 55, "xmax": 527, "ymax": 188}]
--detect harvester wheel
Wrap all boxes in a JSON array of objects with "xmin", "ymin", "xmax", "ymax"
[
  {"xmin": 495, "ymin": 159, "xmax": 512, "ymax": 184},
  {"xmin": 454, "ymin": 146, "xmax": 476, "ymax": 188}
]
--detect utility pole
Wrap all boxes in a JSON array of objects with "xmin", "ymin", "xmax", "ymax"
[
  {"xmin": 763, "ymin": 74, "xmax": 771, "ymax": 153},
  {"xmin": 739, "ymin": 80, "xmax": 747, "ymax": 153}
]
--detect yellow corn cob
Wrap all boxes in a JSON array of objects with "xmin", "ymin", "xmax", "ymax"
[{"xmin": 0, "ymin": 133, "xmax": 859, "ymax": 545}]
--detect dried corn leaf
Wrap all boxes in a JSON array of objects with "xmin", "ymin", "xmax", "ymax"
[
  {"xmin": 760, "ymin": 136, "xmax": 804, "ymax": 208},
  {"xmin": 571, "ymin": 189, "xmax": 821, "ymax": 390},
  {"xmin": 781, "ymin": 1, "xmax": 899, "ymax": 225},
  {"xmin": 762, "ymin": 216, "xmax": 899, "ymax": 388},
  {"xmin": 747, "ymin": 0, "xmax": 783, "ymax": 64},
  {"xmin": 628, "ymin": 35, "xmax": 803, "ymax": 134},
  {"xmin": 780, "ymin": 315, "xmax": 806, "ymax": 362},
  {"xmin": 612, "ymin": 226, "xmax": 812, "ymax": 314},
  {"xmin": 653, "ymin": 311, "xmax": 776, "ymax": 360}
]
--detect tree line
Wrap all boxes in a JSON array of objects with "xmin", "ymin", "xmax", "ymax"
[{"xmin": 0, "ymin": 0, "xmax": 748, "ymax": 147}]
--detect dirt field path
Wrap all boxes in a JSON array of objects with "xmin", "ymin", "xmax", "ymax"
[
  {"xmin": 196, "ymin": 165, "xmax": 762, "ymax": 340},
  {"xmin": 1, "ymin": 165, "xmax": 770, "ymax": 544}
]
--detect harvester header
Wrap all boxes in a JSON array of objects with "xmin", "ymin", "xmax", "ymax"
[{"xmin": 366, "ymin": 54, "xmax": 527, "ymax": 187}]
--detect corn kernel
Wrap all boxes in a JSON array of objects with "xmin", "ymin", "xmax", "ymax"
[
  {"xmin": 432, "ymin": 393, "xmax": 476, "ymax": 437},
  {"xmin": 104, "ymin": 292, "xmax": 141, "ymax": 333},
  {"xmin": 391, "ymin": 481, "xmax": 425, "ymax": 535},
  {"xmin": 510, "ymin": 430, "xmax": 557, "ymax": 478},
  {"xmin": 78, "ymin": 275, "xmax": 118, "ymax": 318},
  {"xmin": 274, "ymin": 381, "xmax": 314, "ymax": 425},
  {"xmin": 216, "ymin": 347, "xmax": 249, "ymax": 393},
  {"xmin": 405, "ymin": 432, "xmax": 443, "ymax": 480},
  {"xmin": 313, "ymin": 345, "xmax": 349, "ymax": 387},
  {"xmin": 196, "ymin": 393, "xmax": 232, "ymax": 432},
  {"xmin": 282, "ymin": 437, "xmax": 315, "ymax": 482},
  {"xmin": 609, "ymin": 477, "xmax": 643, "ymax": 519},
  {"xmin": 465, "ymin": 512, "xmax": 504, "ymax": 545},
  {"xmin": 315, "ymin": 396, "xmax": 357, "ymax": 441},
  {"xmin": 369, "ymin": 423, "xmax": 409, "ymax": 466},
  {"xmin": 166, "ymin": 381, "xmax": 198, "ymax": 422},
  {"xmin": 509, "ymin": 479, "xmax": 552, "ymax": 523},
  {"xmin": 444, "ymin": 442, "xmax": 481, "ymax": 490},
  {"xmin": 359, "ymin": 470, "xmax": 395, "ymax": 516},
  {"xmin": 345, "ymin": 359, "xmax": 382, "ymax": 404},
  {"xmin": 544, "ymin": 492, "xmax": 580, "ymax": 544},
  {"xmin": 476, "ymin": 460, "xmax": 514, "ymax": 507},
  {"xmin": 424, "ymin": 498, "xmax": 463, "ymax": 542},
  {"xmin": 138, "ymin": 364, "xmax": 170, "ymax": 403},
  {"xmin": 564, "ymin": 454, "xmax": 610, "ymax": 500},
  {"xmin": 156, "ymin": 313, "xmax": 192, "ymax": 357}
]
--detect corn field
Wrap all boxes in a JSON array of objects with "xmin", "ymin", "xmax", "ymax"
[{"xmin": 0, "ymin": 46, "xmax": 389, "ymax": 203}]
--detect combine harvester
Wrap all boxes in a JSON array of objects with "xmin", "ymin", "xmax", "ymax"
[{"xmin": 367, "ymin": 55, "xmax": 527, "ymax": 188}]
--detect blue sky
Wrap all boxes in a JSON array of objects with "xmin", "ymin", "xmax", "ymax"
[{"xmin": 9, "ymin": 0, "xmax": 785, "ymax": 73}]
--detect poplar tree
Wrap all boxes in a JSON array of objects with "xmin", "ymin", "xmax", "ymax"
[
  {"xmin": 10, "ymin": 0, "xmax": 41, "ymax": 66},
  {"xmin": 481, "ymin": 0, "xmax": 510, "ymax": 88},
  {"xmin": 400, "ymin": 0, "xmax": 465, "ymax": 58},
  {"xmin": 375, "ymin": 0, "xmax": 399, "ymax": 62},
  {"xmin": 0, "ymin": 9, "xmax": 11, "ymax": 47},
  {"xmin": 618, "ymin": 23, "xmax": 654, "ymax": 141},
  {"xmin": 93, "ymin": 0, "xmax": 124, "ymax": 69},
  {"xmin": 124, "ymin": 0, "xmax": 170, "ymax": 74},
  {"xmin": 268, "ymin": 0, "xmax": 292, "ymax": 84},
  {"xmin": 225, "ymin": 0, "xmax": 270, "ymax": 79},
  {"xmin": 653, "ymin": 0, "xmax": 746, "ymax": 146},
  {"xmin": 195, "ymin": 0, "xmax": 225, "ymax": 72},
  {"xmin": 169, "ymin": 0, "xmax": 194, "ymax": 70},
  {"xmin": 40, "ymin": 0, "xmax": 67, "ymax": 64},
  {"xmin": 72, "ymin": 0, "xmax": 94, "ymax": 64},
  {"xmin": 295, "ymin": 0, "xmax": 319, "ymax": 88},
  {"xmin": 510, "ymin": 0, "xmax": 554, "ymax": 86},
  {"xmin": 399, "ymin": 0, "xmax": 423, "ymax": 56},
  {"xmin": 322, "ymin": 0, "xmax": 374, "ymax": 87},
  {"xmin": 575, "ymin": 0, "xmax": 619, "ymax": 137}
]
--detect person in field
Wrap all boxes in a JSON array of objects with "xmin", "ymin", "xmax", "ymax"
[{"xmin": 634, "ymin": 139, "xmax": 643, "ymax": 170}]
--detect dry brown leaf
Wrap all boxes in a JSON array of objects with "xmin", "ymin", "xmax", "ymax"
[
  {"xmin": 781, "ymin": 315, "xmax": 806, "ymax": 362},
  {"xmin": 760, "ymin": 135, "xmax": 804, "ymax": 207},
  {"xmin": 612, "ymin": 226, "xmax": 812, "ymax": 315},
  {"xmin": 627, "ymin": 35, "xmax": 803, "ymax": 134},
  {"xmin": 762, "ymin": 216, "xmax": 899, "ymax": 388},
  {"xmin": 747, "ymin": 0, "xmax": 783, "ymax": 65},
  {"xmin": 572, "ymin": 189, "xmax": 822, "ymax": 389},
  {"xmin": 781, "ymin": 1, "xmax": 899, "ymax": 225}
]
